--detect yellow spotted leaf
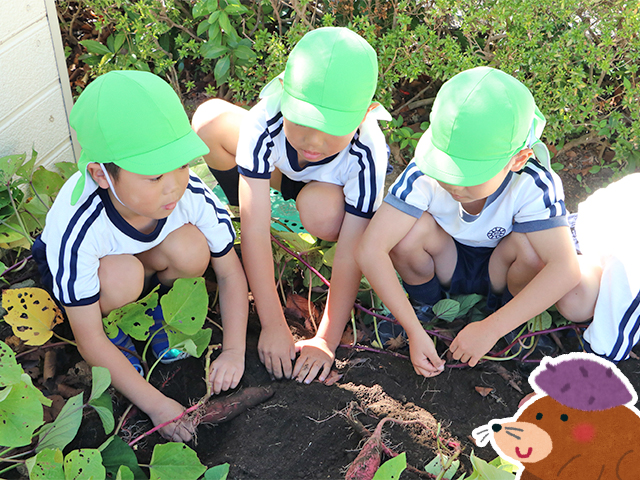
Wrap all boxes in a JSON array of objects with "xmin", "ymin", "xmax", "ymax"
[{"xmin": 3, "ymin": 288, "xmax": 64, "ymax": 345}]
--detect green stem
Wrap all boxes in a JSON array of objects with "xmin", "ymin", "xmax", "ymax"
[
  {"xmin": 0, "ymin": 462, "xmax": 21, "ymax": 476},
  {"xmin": 6, "ymin": 187, "xmax": 33, "ymax": 245},
  {"xmin": 52, "ymin": 331, "xmax": 77, "ymax": 347}
]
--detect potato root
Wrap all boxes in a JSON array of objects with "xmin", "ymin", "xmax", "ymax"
[{"xmin": 196, "ymin": 386, "xmax": 274, "ymax": 425}]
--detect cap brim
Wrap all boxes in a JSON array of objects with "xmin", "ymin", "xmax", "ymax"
[
  {"xmin": 413, "ymin": 129, "xmax": 513, "ymax": 187},
  {"xmin": 281, "ymin": 92, "xmax": 365, "ymax": 136},
  {"xmin": 116, "ymin": 129, "xmax": 210, "ymax": 176}
]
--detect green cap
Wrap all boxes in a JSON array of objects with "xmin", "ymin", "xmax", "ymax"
[
  {"xmin": 69, "ymin": 70, "xmax": 209, "ymax": 205},
  {"xmin": 280, "ymin": 27, "xmax": 378, "ymax": 136},
  {"xmin": 414, "ymin": 66, "xmax": 543, "ymax": 186}
]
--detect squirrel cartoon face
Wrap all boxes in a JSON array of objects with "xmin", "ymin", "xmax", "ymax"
[{"xmin": 473, "ymin": 353, "xmax": 640, "ymax": 479}]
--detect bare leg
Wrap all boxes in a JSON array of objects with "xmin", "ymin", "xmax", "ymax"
[
  {"xmin": 191, "ymin": 99, "xmax": 246, "ymax": 171},
  {"xmin": 555, "ymin": 255, "xmax": 601, "ymax": 322},
  {"xmin": 296, "ymin": 181, "xmax": 345, "ymax": 241},
  {"xmin": 489, "ymin": 232, "xmax": 545, "ymax": 296},
  {"xmin": 389, "ymin": 212, "xmax": 457, "ymax": 286},
  {"xmin": 98, "ymin": 255, "xmax": 145, "ymax": 316},
  {"xmin": 135, "ymin": 224, "xmax": 210, "ymax": 287}
]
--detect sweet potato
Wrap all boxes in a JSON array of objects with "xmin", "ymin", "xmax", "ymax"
[
  {"xmin": 197, "ymin": 386, "xmax": 274, "ymax": 425},
  {"xmin": 345, "ymin": 432, "xmax": 383, "ymax": 480}
]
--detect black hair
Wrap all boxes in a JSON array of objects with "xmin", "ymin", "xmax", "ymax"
[{"xmin": 103, "ymin": 162, "xmax": 121, "ymax": 182}]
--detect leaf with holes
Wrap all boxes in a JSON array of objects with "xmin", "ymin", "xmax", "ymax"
[
  {"xmin": 2, "ymin": 288, "xmax": 64, "ymax": 345},
  {"xmin": 103, "ymin": 288, "xmax": 157, "ymax": 340},
  {"xmin": 63, "ymin": 449, "xmax": 105, "ymax": 479},
  {"xmin": 0, "ymin": 374, "xmax": 50, "ymax": 447},
  {"xmin": 0, "ymin": 340, "xmax": 24, "ymax": 387},
  {"xmin": 161, "ymin": 278, "xmax": 208, "ymax": 336},
  {"xmin": 25, "ymin": 448, "xmax": 65, "ymax": 479}
]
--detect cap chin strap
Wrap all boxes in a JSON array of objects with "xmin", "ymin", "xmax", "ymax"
[{"xmin": 99, "ymin": 163, "xmax": 127, "ymax": 207}]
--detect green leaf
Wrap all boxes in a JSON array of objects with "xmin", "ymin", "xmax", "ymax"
[
  {"xmin": 15, "ymin": 149, "xmax": 37, "ymax": 182},
  {"xmin": 36, "ymin": 392, "xmax": 84, "ymax": 453},
  {"xmin": 424, "ymin": 454, "xmax": 459, "ymax": 479},
  {"xmin": 89, "ymin": 366, "xmax": 111, "ymax": 402},
  {"xmin": 201, "ymin": 41, "xmax": 228, "ymax": 59},
  {"xmin": 100, "ymin": 436, "xmax": 147, "ymax": 480},
  {"xmin": 53, "ymin": 162, "xmax": 78, "ymax": 181},
  {"xmin": 149, "ymin": 443, "xmax": 206, "ymax": 480},
  {"xmin": 488, "ymin": 456, "xmax": 518, "ymax": 473},
  {"xmin": 214, "ymin": 55, "xmax": 231, "ymax": 86},
  {"xmin": 0, "ymin": 377, "xmax": 46, "ymax": 447},
  {"xmin": 117, "ymin": 465, "xmax": 135, "ymax": 480},
  {"xmin": 161, "ymin": 278, "xmax": 208, "ymax": 335},
  {"xmin": 467, "ymin": 452, "xmax": 516, "ymax": 480},
  {"xmin": 432, "ymin": 299, "xmax": 460, "ymax": 322},
  {"xmin": 321, "ymin": 243, "xmax": 337, "ymax": 267},
  {"xmin": 103, "ymin": 289, "xmax": 157, "ymax": 340},
  {"xmin": 589, "ymin": 165, "xmax": 601, "ymax": 174},
  {"xmin": 0, "ymin": 153, "xmax": 27, "ymax": 183},
  {"xmin": 233, "ymin": 44, "xmax": 256, "ymax": 61},
  {"xmin": 372, "ymin": 452, "xmax": 406, "ymax": 479},
  {"xmin": 272, "ymin": 230, "xmax": 317, "ymax": 253},
  {"xmin": 114, "ymin": 33, "xmax": 126, "ymax": 53},
  {"xmin": 225, "ymin": 4, "xmax": 248, "ymax": 15},
  {"xmin": 88, "ymin": 392, "xmax": 114, "ymax": 435},
  {"xmin": 63, "ymin": 449, "xmax": 105, "ymax": 480},
  {"xmin": 80, "ymin": 39, "xmax": 112, "ymax": 55},
  {"xmin": 204, "ymin": 463, "xmax": 230, "ymax": 480},
  {"xmin": 197, "ymin": 20, "xmax": 210, "ymax": 37},
  {"xmin": 32, "ymin": 166, "xmax": 66, "ymax": 198},
  {"xmin": 217, "ymin": 12, "xmax": 236, "ymax": 38},
  {"xmin": 0, "ymin": 340, "xmax": 23, "ymax": 387},
  {"xmin": 207, "ymin": 10, "xmax": 221, "ymax": 24},
  {"xmin": 25, "ymin": 448, "xmax": 65, "ymax": 480},
  {"xmin": 455, "ymin": 294, "xmax": 484, "ymax": 318},
  {"xmin": 167, "ymin": 327, "xmax": 212, "ymax": 358},
  {"xmin": 527, "ymin": 310, "xmax": 552, "ymax": 332}
]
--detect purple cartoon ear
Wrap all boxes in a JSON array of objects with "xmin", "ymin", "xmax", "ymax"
[{"xmin": 532, "ymin": 355, "xmax": 633, "ymax": 411}]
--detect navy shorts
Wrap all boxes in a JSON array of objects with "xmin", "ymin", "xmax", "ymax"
[{"xmin": 447, "ymin": 240, "xmax": 494, "ymax": 297}]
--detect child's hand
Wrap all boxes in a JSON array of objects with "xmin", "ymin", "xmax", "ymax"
[
  {"xmin": 208, "ymin": 349, "xmax": 245, "ymax": 395},
  {"xmin": 258, "ymin": 323, "xmax": 296, "ymax": 379},
  {"xmin": 148, "ymin": 397, "xmax": 195, "ymax": 443},
  {"xmin": 449, "ymin": 321, "xmax": 499, "ymax": 367},
  {"xmin": 292, "ymin": 337, "xmax": 334, "ymax": 384},
  {"xmin": 408, "ymin": 331, "xmax": 445, "ymax": 377}
]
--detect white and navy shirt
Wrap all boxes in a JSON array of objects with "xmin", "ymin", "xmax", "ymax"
[
  {"xmin": 577, "ymin": 173, "xmax": 640, "ymax": 362},
  {"xmin": 386, "ymin": 158, "xmax": 568, "ymax": 248},
  {"xmin": 235, "ymin": 92, "xmax": 391, "ymax": 219},
  {"xmin": 37, "ymin": 170, "xmax": 235, "ymax": 307}
]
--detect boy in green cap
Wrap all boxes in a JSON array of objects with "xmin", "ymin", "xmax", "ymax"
[
  {"xmin": 357, "ymin": 66, "xmax": 589, "ymax": 376},
  {"xmin": 32, "ymin": 70, "xmax": 248, "ymax": 441},
  {"xmin": 192, "ymin": 27, "xmax": 391, "ymax": 383}
]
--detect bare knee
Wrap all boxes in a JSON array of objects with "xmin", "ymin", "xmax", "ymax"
[
  {"xmin": 556, "ymin": 258, "xmax": 602, "ymax": 322},
  {"xmin": 164, "ymin": 224, "xmax": 210, "ymax": 278},
  {"xmin": 191, "ymin": 99, "xmax": 245, "ymax": 170},
  {"xmin": 492, "ymin": 232, "xmax": 544, "ymax": 294},
  {"xmin": 297, "ymin": 182, "xmax": 345, "ymax": 241},
  {"xmin": 98, "ymin": 255, "xmax": 145, "ymax": 315}
]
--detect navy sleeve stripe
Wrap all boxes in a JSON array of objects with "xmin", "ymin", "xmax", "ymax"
[
  {"xmin": 67, "ymin": 205, "xmax": 104, "ymax": 304},
  {"xmin": 238, "ymin": 166, "xmax": 270, "ymax": 179},
  {"xmin": 350, "ymin": 137, "xmax": 377, "ymax": 214},
  {"xmin": 186, "ymin": 181, "xmax": 235, "ymax": 244},
  {"xmin": 389, "ymin": 162, "xmax": 423, "ymax": 201},
  {"xmin": 609, "ymin": 290, "xmax": 640, "ymax": 361},
  {"xmin": 55, "ymin": 191, "xmax": 102, "ymax": 305},
  {"xmin": 345, "ymin": 204, "xmax": 374, "ymax": 219},
  {"xmin": 522, "ymin": 160, "xmax": 564, "ymax": 218},
  {"xmin": 211, "ymin": 241, "xmax": 235, "ymax": 258},
  {"xmin": 251, "ymin": 113, "xmax": 283, "ymax": 175}
]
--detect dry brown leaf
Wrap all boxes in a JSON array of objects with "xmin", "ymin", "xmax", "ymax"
[
  {"xmin": 475, "ymin": 386, "xmax": 494, "ymax": 397},
  {"xmin": 340, "ymin": 325, "xmax": 367, "ymax": 345},
  {"xmin": 385, "ymin": 334, "xmax": 407, "ymax": 351}
]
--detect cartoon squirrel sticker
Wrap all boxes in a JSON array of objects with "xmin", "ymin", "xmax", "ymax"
[{"xmin": 472, "ymin": 352, "xmax": 640, "ymax": 479}]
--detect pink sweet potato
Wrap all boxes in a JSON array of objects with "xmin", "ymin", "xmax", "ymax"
[
  {"xmin": 344, "ymin": 432, "xmax": 383, "ymax": 480},
  {"xmin": 197, "ymin": 386, "xmax": 274, "ymax": 425}
]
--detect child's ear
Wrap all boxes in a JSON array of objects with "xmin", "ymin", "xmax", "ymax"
[
  {"xmin": 86, "ymin": 163, "xmax": 109, "ymax": 189},
  {"xmin": 510, "ymin": 147, "xmax": 534, "ymax": 172},
  {"xmin": 360, "ymin": 102, "xmax": 380, "ymax": 123}
]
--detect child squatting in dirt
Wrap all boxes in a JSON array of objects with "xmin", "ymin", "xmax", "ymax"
[
  {"xmin": 32, "ymin": 70, "xmax": 249, "ymax": 441},
  {"xmin": 356, "ymin": 66, "xmax": 601, "ymax": 376},
  {"xmin": 192, "ymin": 27, "xmax": 391, "ymax": 384}
]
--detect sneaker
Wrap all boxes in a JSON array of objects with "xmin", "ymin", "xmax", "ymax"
[
  {"xmin": 146, "ymin": 304, "xmax": 190, "ymax": 364},
  {"xmin": 108, "ymin": 328, "xmax": 144, "ymax": 375}
]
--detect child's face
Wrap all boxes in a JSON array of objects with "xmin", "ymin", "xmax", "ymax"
[
  {"xmin": 109, "ymin": 164, "xmax": 190, "ymax": 220},
  {"xmin": 437, "ymin": 162, "xmax": 513, "ymax": 204},
  {"xmin": 283, "ymin": 118, "xmax": 357, "ymax": 163}
]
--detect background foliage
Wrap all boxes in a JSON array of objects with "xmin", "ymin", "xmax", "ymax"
[{"xmin": 58, "ymin": 0, "xmax": 640, "ymax": 171}]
